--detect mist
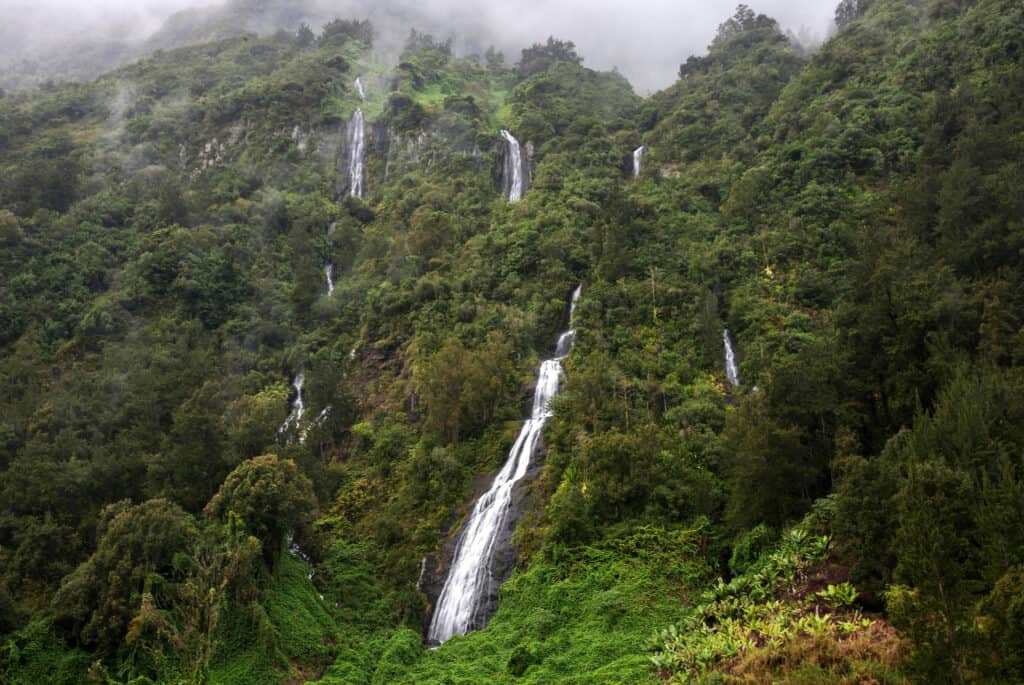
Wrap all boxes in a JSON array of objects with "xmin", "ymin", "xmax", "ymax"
[{"xmin": 0, "ymin": 0, "xmax": 837, "ymax": 93}]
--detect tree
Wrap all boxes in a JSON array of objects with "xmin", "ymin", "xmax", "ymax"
[
  {"xmin": 484, "ymin": 46, "xmax": 505, "ymax": 69},
  {"xmin": 413, "ymin": 335, "xmax": 516, "ymax": 443},
  {"xmin": 516, "ymin": 37, "xmax": 582, "ymax": 80},
  {"xmin": 319, "ymin": 19, "xmax": 374, "ymax": 48},
  {"xmin": 713, "ymin": 4, "xmax": 779, "ymax": 46},
  {"xmin": 0, "ymin": 581, "xmax": 17, "ymax": 635},
  {"xmin": 221, "ymin": 383, "xmax": 289, "ymax": 461},
  {"xmin": 723, "ymin": 394, "xmax": 819, "ymax": 530},
  {"xmin": 52, "ymin": 499, "xmax": 196, "ymax": 653},
  {"xmin": 295, "ymin": 23, "xmax": 315, "ymax": 49},
  {"xmin": 838, "ymin": 367, "xmax": 1024, "ymax": 680},
  {"xmin": 835, "ymin": 0, "xmax": 869, "ymax": 29},
  {"xmin": 126, "ymin": 522, "xmax": 261, "ymax": 684},
  {"xmin": 205, "ymin": 455, "xmax": 315, "ymax": 561},
  {"xmin": 402, "ymin": 29, "xmax": 452, "ymax": 58}
]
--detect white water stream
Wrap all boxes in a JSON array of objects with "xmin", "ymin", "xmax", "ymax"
[
  {"xmin": 324, "ymin": 263, "xmax": 335, "ymax": 296},
  {"xmin": 723, "ymin": 329, "xmax": 741, "ymax": 387},
  {"xmin": 348, "ymin": 107, "xmax": 366, "ymax": 199},
  {"xmin": 278, "ymin": 373, "xmax": 306, "ymax": 439},
  {"xmin": 500, "ymin": 129, "xmax": 524, "ymax": 202},
  {"xmin": 633, "ymin": 145, "xmax": 646, "ymax": 178},
  {"xmin": 428, "ymin": 286, "xmax": 582, "ymax": 643}
]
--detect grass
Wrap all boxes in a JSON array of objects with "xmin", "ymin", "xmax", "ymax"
[
  {"xmin": 209, "ymin": 553, "xmax": 339, "ymax": 685},
  {"xmin": 0, "ymin": 620, "xmax": 91, "ymax": 685},
  {"xmin": 314, "ymin": 524, "xmax": 714, "ymax": 685}
]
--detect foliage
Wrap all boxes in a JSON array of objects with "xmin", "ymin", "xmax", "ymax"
[
  {"xmin": 206, "ymin": 455, "xmax": 315, "ymax": 561},
  {"xmin": 0, "ymin": 620, "xmax": 91, "ymax": 685},
  {"xmin": 653, "ymin": 516, "xmax": 906, "ymax": 683},
  {"xmin": 52, "ymin": 499, "xmax": 197, "ymax": 654},
  {"xmin": 516, "ymin": 37, "xmax": 583, "ymax": 81},
  {"xmin": 320, "ymin": 19, "xmax": 374, "ymax": 49},
  {"xmin": 317, "ymin": 525, "xmax": 715, "ymax": 685}
]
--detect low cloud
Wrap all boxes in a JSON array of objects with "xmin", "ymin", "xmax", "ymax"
[{"xmin": 0, "ymin": 0, "xmax": 838, "ymax": 93}]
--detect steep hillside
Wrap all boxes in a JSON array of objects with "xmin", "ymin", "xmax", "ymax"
[{"xmin": 2, "ymin": 1, "xmax": 1023, "ymax": 683}]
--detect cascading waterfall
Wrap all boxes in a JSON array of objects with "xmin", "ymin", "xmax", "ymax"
[
  {"xmin": 301, "ymin": 406, "xmax": 331, "ymax": 443},
  {"xmin": 347, "ymin": 107, "xmax": 366, "ymax": 199},
  {"xmin": 278, "ymin": 373, "xmax": 306, "ymax": 439},
  {"xmin": 324, "ymin": 221, "xmax": 337, "ymax": 296},
  {"xmin": 428, "ymin": 285, "xmax": 582, "ymax": 644},
  {"xmin": 345, "ymin": 77, "xmax": 368, "ymax": 199},
  {"xmin": 324, "ymin": 263, "xmax": 335, "ymax": 296},
  {"xmin": 633, "ymin": 145, "xmax": 646, "ymax": 178},
  {"xmin": 723, "ymin": 329, "xmax": 741, "ymax": 387},
  {"xmin": 500, "ymin": 129, "xmax": 525, "ymax": 202}
]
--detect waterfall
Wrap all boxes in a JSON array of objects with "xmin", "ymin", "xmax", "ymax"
[
  {"xmin": 288, "ymin": 535, "xmax": 316, "ymax": 581},
  {"xmin": 300, "ymin": 406, "xmax": 331, "ymax": 444},
  {"xmin": 500, "ymin": 129, "xmax": 525, "ymax": 202},
  {"xmin": 347, "ymin": 107, "xmax": 366, "ymax": 199},
  {"xmin": 633, "ymin": 145, "xmax": 646, "ymax": 179},
  {"xmin": 355, "ymin": 76, "xmax": 366, "ymax": 102},
  {"xmin": 428, "ymin": 285, "xmax": 582, "ymax": 644},
  {"xmin": 324, "ymin": 221, "xmax": 336, "ymax": 297},
  {"xmin": 723, "ymin": 329, "xmax": 741, "ymax": 387},
  {"xmin": 278, "ymin": 373, "xmax": 306, "ymax": 439},
  {"xmin": 324, "ymin": 263, "xmax": 335, "ymax": 296}
]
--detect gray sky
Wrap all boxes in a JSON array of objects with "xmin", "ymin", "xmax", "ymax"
[
  {"xmin": 474, "ymin": 0, "xmax": 836, "ymax": 91},
  {"xmin": 0, "ymin": 0, "xmax": 837, "ymax": 92}
]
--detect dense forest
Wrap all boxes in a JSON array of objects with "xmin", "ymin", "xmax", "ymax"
[{"xmin": 1, "ymin": 0, "xmax": 1023, "ymax": 682}]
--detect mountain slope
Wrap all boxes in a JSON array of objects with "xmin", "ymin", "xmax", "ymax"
[{"xmin": 1, "ymin": 1, "xmax": 1023, "ymax": 683}]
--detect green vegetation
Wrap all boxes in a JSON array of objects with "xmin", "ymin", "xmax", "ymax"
[{"xmin": 2, "ymin": 0, "xmax": 1024, "ymax": 682}]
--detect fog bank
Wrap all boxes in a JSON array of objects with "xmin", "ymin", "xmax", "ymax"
[{"xmin": 0, "ymin": 0, "xmax": 838, "ymax": 92}]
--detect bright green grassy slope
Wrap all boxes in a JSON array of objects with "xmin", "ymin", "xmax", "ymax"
[
  {"xmin": 0, "ymin": 620, "xmax": 91, "ymax": 684},
  {"xmin": 210, "ymin": 553, "xmax": 338, "ymax": 685},
  {"xmin": 316, "ymin": 526, "xmax": 713, "ymax": 685}
]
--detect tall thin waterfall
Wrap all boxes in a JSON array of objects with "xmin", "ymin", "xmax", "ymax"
[
  {"xmin": 278, "ymin": 373, "xmax": 306, "ymax": 438},
  {"xmin": 347, "ymin": 107, "xmax": 366, "ymax": 199},
  {"xmin": 500, "ymin": 129, "xmax": 524, "ymax": 202},
  {"xmin": 323, "ymin": 222, "xmax": 337, "ymax": 296},
  {"xmin": 723, "ymin": 329, "xmax": 741, "ymax": 387},
  {"xmin": 633, "ymin": 145, "xmax": 646, "ymax": 178},
  {"xmin": 428, "ymin": 285, "xmax": 582, "ymax": 644},
  {"xmin": 324, "ymin": 263, "xmax": 335, "ymax": 296},
  {"xmin": 355, "ymin": 76, "xmax": 366, "ymax": 102}
]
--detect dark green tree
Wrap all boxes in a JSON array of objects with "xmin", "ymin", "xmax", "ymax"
[
  {"xmin": 52, "ymin": 499, "xmax": 196, "ymax": 653},
  {"xmin": 205, "ymin": 454, "xmax": 315, "ymax": 561},
  {"xmin": 516, "ymin": 37, "xmax": 582, "ymax": 80}
]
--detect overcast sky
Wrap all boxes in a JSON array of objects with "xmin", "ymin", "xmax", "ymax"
[{"xmin": 0, "ymin": 0, "xmax": 837, "ymax": 92}]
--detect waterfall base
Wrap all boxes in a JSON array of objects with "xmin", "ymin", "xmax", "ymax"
[{"xmin": 419, "ymin": 456, "xmax": 544, "ymax": 643}]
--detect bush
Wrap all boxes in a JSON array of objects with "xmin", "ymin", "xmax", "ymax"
[{"xmin": 206, "ymin": 455, "xmax": 315, "ymax": 562}]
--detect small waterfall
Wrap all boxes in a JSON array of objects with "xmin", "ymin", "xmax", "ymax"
[
  {"xmin": 324, "ymin": 263, "xmax": 335, "ymax": 296},
  {"xmin": 428, "ymin": 285, "xmax": 582, "ymax": 644},
  {"xmin": 633, "ymin": 145, "xmax": 646, "ymax": 179},
  {"xmin": 355, "ymin": 76, "xmax": 366, "ymax": 102},
  {"xmin": 324, "ymin": 221, "xmax": 336, "ymax": 296},
  {"xmin": 278, "ymin": 373, "xmax": 306, "ymax": 439},
  {"xmin": 723, "ymin": 329, "xmax": 741, "ymax": 387},
  {"xmin": 288, "ymin": 535, "xmax": 316, "ymax": 581},
  {"xmin": 500, "ymin": 129, "xmax": 525, "ymax": 202},
  {"xmin": 347, "ymin": 108, "xmax": 366, "ymax": 199},
  {"xmin": 301, "ymin": 406, "xmax": 331, "ymax": 443}
]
